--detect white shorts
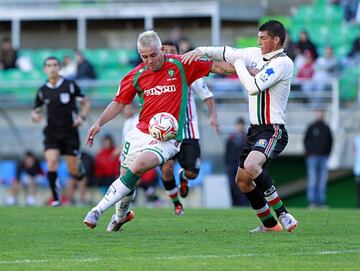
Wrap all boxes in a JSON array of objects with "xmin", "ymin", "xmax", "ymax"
[{"xmin": 120, "ymin": 127, "xmax": 181, "ymax": 169}]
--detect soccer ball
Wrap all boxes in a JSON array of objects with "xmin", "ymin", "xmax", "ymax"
[{"xmin": 148, "ymin": 112, "xmax": 178, "ymax": 141}]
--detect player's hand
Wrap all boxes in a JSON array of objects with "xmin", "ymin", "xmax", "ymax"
[
  {"xmin": 31, "ymin": 111, "xmax": 41, "ymax": 123},
  {"xmin": 73, "ymin": 116, "xmax": 84, "ymax": 127},
  {"xmin": 181, "ymin": 49, "xmax": 204, "ymax": 65},
  {"xmin": 85, "ymin": 123, "xmax": 100, "ymax": 147},
  {"xmin": 247, "ymin": 67, "xmax": 260, "ymax": 76},
  {"xmin": 209, "ymin": 113, "xmax": 220, "ymax": 135}
]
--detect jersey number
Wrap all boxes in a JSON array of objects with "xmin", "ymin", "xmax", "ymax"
[{"xmin": 123, "ymin": 141, "xmax": 131, "ymax": 154}]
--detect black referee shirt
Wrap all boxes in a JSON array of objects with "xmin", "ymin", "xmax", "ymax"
[{"xmin": 33, "ymin": 77, "xmax": 85, "ymax": 128}]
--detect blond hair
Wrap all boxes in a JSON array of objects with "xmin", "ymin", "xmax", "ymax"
[{"xmin": 137, "ymin": 30, "xmax": 162, "ymax": 51}]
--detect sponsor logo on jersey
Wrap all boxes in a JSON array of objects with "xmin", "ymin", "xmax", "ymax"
[
  {"xmin": 60, "ymin": 93, "xmax": 70, "ymax": 104},
  {"xmin": 255, "ymin": 139, "xmax": 268, "ymax": 148},
  {"xmin": 144, "ymin": 85, "xmax": 176, "ymax": 96},
  {"xmin": 168, "ymin": 69, "xmax": 175, "ymax": 77}
]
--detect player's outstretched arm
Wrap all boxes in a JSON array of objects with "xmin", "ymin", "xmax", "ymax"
[
  {"xmin": 85, "ymin": 101, "xmax": 125, "ymax": 147},
  {"xmin": 211, "ymin": 62, "xmax": 235, "ymax": 75},
  {"xmin": 182, "ymin": 47, "xmax": 225, "ymax": 65},
  {"xmin": 181, "ymin": 49, "xmax": 204, "ymax": 65}
]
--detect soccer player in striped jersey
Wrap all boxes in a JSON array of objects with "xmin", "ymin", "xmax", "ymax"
[
  {"xmin": 83, "ymin": 30, "xmax": 234, "ymax": 231},
  {"xmin": 161, "ymin": 40, "xmax": 219, "ymax": 215},
  {"xmin": 182, "ymin": 20, "xmax": 298, "ymax": 233}
]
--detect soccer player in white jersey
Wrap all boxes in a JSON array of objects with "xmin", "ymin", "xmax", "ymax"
[
  {"xmin": 182, "ymin": 20, "xmax": 298, "ymax": 233},
  {"xmin": 161, "ymin": 40, "xmax": 219, "ymax": 215}
]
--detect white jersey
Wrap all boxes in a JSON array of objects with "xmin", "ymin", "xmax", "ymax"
[
  {"xmin": 122, "ymin": 113, "xmax": 139, "ymax": 141},
  {"xmin": 183, "ymin": 78, "xmax": 213, "ymax": 139},
  {"xmin": 224, "ymin": 47, "xmax": 293, "ymax": 125}
]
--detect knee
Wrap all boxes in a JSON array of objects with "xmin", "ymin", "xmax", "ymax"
[
  {"xmin": 243, "ymin": 160, "xmax": 261, "ymax": 180},
  {"xmin": 235, "ymin": 168, "xmax": 253, "ymax": 193},
  {"xmin": 47, "ymin": 159, "xmax": 58, "ymax": 172},
  {"xmin": 235, "ymin": 177, "xmax": 251, "ymax": 192},
  {"xmin": 131, "ymin": 160, "xmax": 150, "ymax": 175},
  {"xmin": 184, "ymin": 169, "xmax": 198, "ymax": 180},
  {"xmin": 67, "ymin": 164, "xmax": 78, "ymax": 176}
]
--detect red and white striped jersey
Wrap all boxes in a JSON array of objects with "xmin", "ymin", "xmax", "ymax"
[
  {"xmin": 224, "ymin": 46, "xmax": 293, "ymax": 125},
  {"xmin": 183, "ymin": 78, "xmax": 213, "ymax": 139}
]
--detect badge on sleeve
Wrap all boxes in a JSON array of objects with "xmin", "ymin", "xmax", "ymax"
[
  {"xmin": 265, "ymin": 68, "xmax": 275, "ymax": 76},
  {"xmin": 255, "ymin": 139, "xmax": 268, "ymax": 149}
]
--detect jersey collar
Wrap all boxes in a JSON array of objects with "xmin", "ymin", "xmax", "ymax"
[
  {"xmin": 262, "ymin": 48, "xmax": 284, "ymax": 61},
  {"xmin": 46, "ymin": 77, "xmax": 64, "ymax": 89}
]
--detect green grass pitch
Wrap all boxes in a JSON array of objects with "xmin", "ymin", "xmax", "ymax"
[{"xmin": 1, "ymin": 207, "xmax": 359, "ymax": 271}]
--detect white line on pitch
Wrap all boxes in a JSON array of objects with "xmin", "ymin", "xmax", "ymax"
[
  {"xmin": 0, "ymin": 257, "xmax": 100, "ymax": 265},
  {"xmin": 2, "ymin": 250, "xmax": 360, "ymax": 265},
  {"xmin": 155, "ymin": 249, "xmax": 360, "ymax": 260}
]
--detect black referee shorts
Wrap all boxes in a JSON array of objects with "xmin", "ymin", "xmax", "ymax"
[
  {"xmin": 239, "ymin": 124, "xmax": 288, "ymax": 168},
  {"xmin": 43, "ymin": 126, "xmax": 80, "ymax": 156}
]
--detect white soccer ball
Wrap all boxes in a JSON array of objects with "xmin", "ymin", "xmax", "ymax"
[{"xmin": 148, "ymin": 112, "xmax": 178, "ymax": 141}]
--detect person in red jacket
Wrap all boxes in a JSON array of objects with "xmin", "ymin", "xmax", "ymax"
[{"xmin": 94, "ymin": 134, "xmax": 120, "ymax": 194}]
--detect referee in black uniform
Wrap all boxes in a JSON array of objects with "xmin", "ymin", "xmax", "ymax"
[{"xmin": 31, "ymin": 56, "xmax": 90, "ymax": 206}]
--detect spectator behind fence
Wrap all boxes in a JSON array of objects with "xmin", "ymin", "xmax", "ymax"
[
  {"xmin": 353, "ymin": 135, "xmax": 360, "ymax": 208},
  {"xmin": 60, "ymin": 55, "xmax": 77, "ymax": 80},
  {"xmin": 94, "ymin": 134, "xmax": 120, "ymax": 195},
  {"xmin": 5, "ymin": 151, "xmax": 43, "ymax": 206},
  {"xmin": 0, "ymin": 38, "xmax": 17, "ymax": 70},
  {"xmin": 75, "ymin": 51, "xmax": 97, "ymax": 80},
  {"xmin": 296, "ymin": 31, "xmax": 318, "ymax": 60},
  {"xmin": 178, "ymin": 37, "xmax": 193, "ymax": 54},
  {"xmin": 168, "ymin": 26, "xmax": 184, "ymax": 43},
  {"xmin": 342, "ymin": 0, "xmax": 359, "ymax": 22},
  {"xmin": 224, "ymin": 117, "xmax": 248, "ymax": 206},
  {"xmin": 304, "ymin": 108, "xmax": 333, "ymax": 208},
  {"xmin": 312, "ymin": 45, "xmax": 339, "ymax": 92},
  {"xmin": 296, "ymin": 50, "xmax": 315, "ymax": 94},
  {"xmin": 345, "ymin": 32, "xmax": 360, "ymax": 66}
]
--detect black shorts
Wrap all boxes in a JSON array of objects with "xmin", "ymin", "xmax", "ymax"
[
  {"xmin": 172, "ymin": 139, "xmax": 201, "ymax": 174},
  {"xmin": 239, "ymin": 124, "xmax": 288, "ymax": 168},
  {"xmin": 43, "ymin": 126, "xmax": 80, "ymax": 156}
]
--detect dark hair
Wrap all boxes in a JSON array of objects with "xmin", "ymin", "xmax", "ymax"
[
  {"xmin": 162, "ymin": 40, "xmax": 179, "ymax": 54},
  {"xmin": 44, "ymin": 56, "xmax": 61, "ymax": 67},
  {"xmin": 24, "ymin": 151, "xmax": 35, "ymax": 157},
  {"xmin": 259, "ymin": 20, "xmax": 286, "ymax": 46},
  {"xmin": 102, "ymin": 134, "xmax": 115, "ymax": 147},
  {"xmin": 236, "ymin": 117, "xmax": 245, "ymax": 125}
]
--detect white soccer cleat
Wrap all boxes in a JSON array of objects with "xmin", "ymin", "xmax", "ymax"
[
  {"xmin": 50, "ymin": 200, "xmax": 62, "ymax": 207},
  {"xmin": 279, "ymin": 212, "xmax": 298, "ymax": 232},
  {"xmin": 250, "ymin": 222, "xmax": 283, "ymax": 233},
  {"xmin": 83, "ymin": 209, "xmax": 101, "ymax": 229},
  {"xmin": 106, "ymin": 210, "xmax": 135, "ymax": 232}
]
